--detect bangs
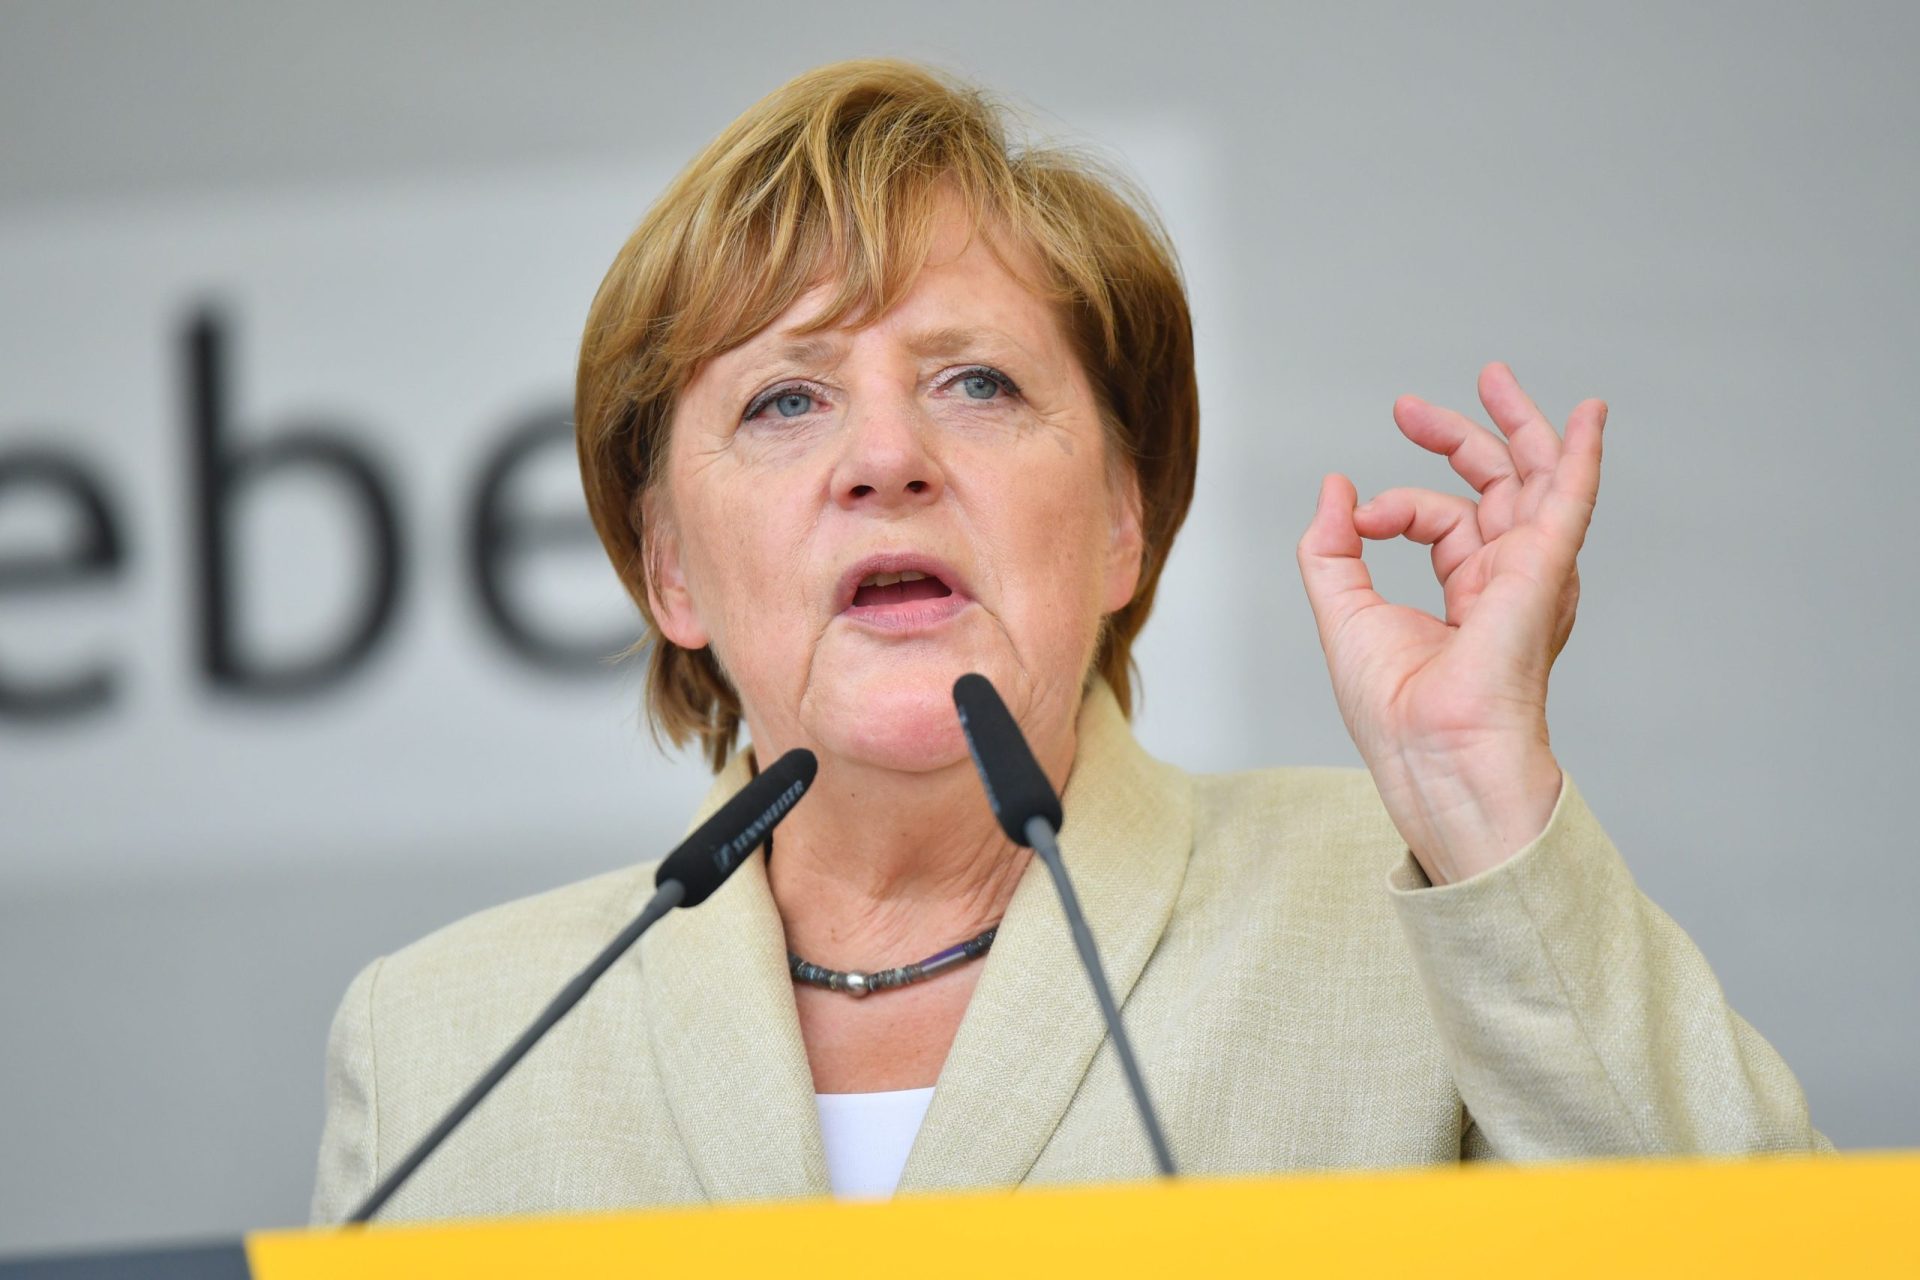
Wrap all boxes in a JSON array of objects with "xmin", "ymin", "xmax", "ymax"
[{"xmin": 657, "ymin": 80, "xmax": 1073, "ymax": 378}]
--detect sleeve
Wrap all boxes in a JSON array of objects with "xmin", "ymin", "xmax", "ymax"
[
  {"xmin": 1384, "ymin": 772, "xmax": 1832, "ymax": 1160},
  {"xmin": 309, "ymin": 957, "xmax": 386, "ymax": 1224}
]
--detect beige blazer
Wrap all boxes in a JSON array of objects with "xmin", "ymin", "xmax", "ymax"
[{"xmin": 310, "ymin": 680, "xmax": 1824, "ymax": 1225}]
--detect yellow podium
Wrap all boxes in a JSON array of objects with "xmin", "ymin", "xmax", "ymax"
[{"xmin": 248, "ymin": 1154, "xmax": 1919, "ymax": 1277}]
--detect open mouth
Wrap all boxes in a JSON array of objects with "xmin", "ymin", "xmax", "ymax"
[
  {"xmin": 851, "ymin": 569, "xmax": 954, "ymax": 608},
  {"xmin": 834, "ymin": 554, "xmax": 970, "ymax": 631}
]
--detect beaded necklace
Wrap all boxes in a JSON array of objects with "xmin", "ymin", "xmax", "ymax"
[{"xmin": 788, "ymin": 924, "xmax": 999, "ymax": 998}]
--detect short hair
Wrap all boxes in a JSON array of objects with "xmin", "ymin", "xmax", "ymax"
[{"xmin": 575, "ymin": 59, "xmax": 1198, "ymax": 770}]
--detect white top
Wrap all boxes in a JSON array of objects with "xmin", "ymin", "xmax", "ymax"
[{"xmin": 813, "ymin": 1086, "xmax": 937, "ymax": 1200}]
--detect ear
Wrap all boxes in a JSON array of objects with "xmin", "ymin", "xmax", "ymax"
[
  {"xmin": 641, "ymin": 496, "xmax": 711, "ymax": 651},
  {"xmin": 1102, "ymin": 460, "xmax": 1146, "ymax": 614}
]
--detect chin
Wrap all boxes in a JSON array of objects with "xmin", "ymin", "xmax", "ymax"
[{"xmin": 814, "ymin": 671, "xmax": 974, "ymax": 773}]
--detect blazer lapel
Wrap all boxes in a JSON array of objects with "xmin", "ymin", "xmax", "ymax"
[
  {"xmin": 638, "ymin": 753, "xmax": 830, "ymax": 1202},
  {"xmin": 897, "ymin": 680, "xmax": 1195, "ymax": 1193}
]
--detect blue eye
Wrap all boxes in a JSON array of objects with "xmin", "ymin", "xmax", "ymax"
[
  {"xmin": 959, "ymin": 373, "xmax": 1001, "ymax": 400},
  {"xmin": 949, "ymin": 367, "xmax": 1018, "ymax": 401},
  {"xmin": 746, "ymin": 386, "xmax": 818, "ymax": 421}
]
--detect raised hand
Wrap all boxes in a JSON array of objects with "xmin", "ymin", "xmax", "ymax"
[{"xmin": 1296, "ymin": 362, "xmax": 1607, "ymax": 884}]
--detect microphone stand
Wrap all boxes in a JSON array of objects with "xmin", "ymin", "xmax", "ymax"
[
  {"xmin": 346, "ymin": 880, "xmax": 687, "ymax": 1223},
  {"xmin": 344, "ymin": 747, "xmax": 817, "ymax": 1224},
  {"xmin": 1025, "ymin": 815, "xmax": 1177, "ymax": 1178}
]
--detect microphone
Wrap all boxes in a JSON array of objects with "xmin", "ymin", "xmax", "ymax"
[
  {"xmin": 951, "ymin": 674, "xmax": 1176, "ymax": 1177},
  {"xmin": 346, "ymin": 747, "xmax": 818, "ymax": 1224}
]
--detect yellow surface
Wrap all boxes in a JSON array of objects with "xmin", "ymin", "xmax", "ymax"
[{"xmin": 248, "ymin": 1154, "xmax": 1920, "ymax": 1278}]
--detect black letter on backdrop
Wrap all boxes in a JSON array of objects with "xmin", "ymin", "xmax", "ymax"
[
  {"xmin": 0, "ymin": 447, "xmax": 126, "ymax": 720},
  {"xmin": 186, "ymin": 308, "xmax": 404, "ymax": 696},
  {"xmin": 468, "ymin": 409, "xmax": 637, "ymax": 671}
]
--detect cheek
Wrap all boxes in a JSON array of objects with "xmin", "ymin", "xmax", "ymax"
[
  {"xmin": 676, "ymin": 471, "xmax": 820, "ymax": 675},
  {"xmin": 979, "ymin": 456, "xmax": 1117, "ymax": 635}
]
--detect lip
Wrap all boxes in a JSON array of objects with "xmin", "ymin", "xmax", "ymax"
[{"xmin": 834, "ymin": 551, "xmax": 975, "ymax": 633}]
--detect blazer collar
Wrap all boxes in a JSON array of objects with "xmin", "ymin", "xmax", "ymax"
[
  {"xmin": 637, "ymin": 678, "xmax": 1194, "ymax": 1200},
  {"xmin": 898, "ymin": 679, "xmax": 1194, "ymax": 1191},
  {"xmin": 636, "ymin": 771, "xmax": 827, "ymax": 1202}
]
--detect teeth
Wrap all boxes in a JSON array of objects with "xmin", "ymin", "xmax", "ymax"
[{"xmin": 859, "ymin": 570, "xmax": 929, "ymax": 588}]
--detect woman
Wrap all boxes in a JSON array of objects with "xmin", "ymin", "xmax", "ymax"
[{"xmin": 311, "ymin": 59, "xmax": 1821, "ymax": 1221}]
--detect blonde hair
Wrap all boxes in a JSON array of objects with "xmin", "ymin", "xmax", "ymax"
[{"xmin": 576, "ymin": 59, "xmax": 1198, "ymax": 769}]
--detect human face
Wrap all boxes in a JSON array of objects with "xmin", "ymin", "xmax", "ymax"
[{"xmin": 647, "ymin": 210, "xmax": 1144, "ymax": 775}]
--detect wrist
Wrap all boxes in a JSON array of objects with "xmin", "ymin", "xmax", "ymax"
[{"xmin": 1387, "ymin": 742, "xmax": 1563, "ymax": 885}]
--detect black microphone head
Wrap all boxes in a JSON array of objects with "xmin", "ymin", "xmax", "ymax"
[
  {"xmin": 951, "ymin": 673, "xmax": 1064, "ymax": 847},
  {"xmin": 655, "ymin": 748, "xmax": 817, "ymax": 906}
]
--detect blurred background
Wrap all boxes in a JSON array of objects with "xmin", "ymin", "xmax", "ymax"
[{"xmin": 2, "ymin": 0, "xmax": 1915, "ymax": 1257}]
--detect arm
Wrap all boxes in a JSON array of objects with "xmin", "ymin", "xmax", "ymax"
[
  {"xmin": 1296, "ymin": 364, "xmax": 1823, "ymax": 1156},
  {"xmin": 1387, "ymin": 771, "xmax": 1825, "ymax": 1157},
  {"xmin": 309, "ymin": 957, "xmax": 384, "ymax": 1225}
]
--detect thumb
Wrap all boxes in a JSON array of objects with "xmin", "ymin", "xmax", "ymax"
[{"xmin": 1296, "ymin": 473, "xmax": 1381, "ymax": 648}]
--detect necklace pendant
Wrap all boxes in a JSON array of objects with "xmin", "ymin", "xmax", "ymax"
[{"xmin": 841, "ymin": 971, "xmax": 872, "ymax": 998}]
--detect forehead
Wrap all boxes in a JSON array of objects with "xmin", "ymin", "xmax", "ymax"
[{"xmin": 703, "ymin": 211, "xmax": 1069, "ymax": 380}]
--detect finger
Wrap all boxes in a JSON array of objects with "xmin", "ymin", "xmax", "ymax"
[
  {"xmin": 1297, "ymin": 472, "xmax": 1385, "ymax": 645},
  {"xmin": 1463, "ymin": 400, "xmax": 1604, "ymax": 674},
  {"xmin": 1537, "ymin": 398, "xmax": 1607, "ymax": 555},
  {"xmin": 1392, "ymin": 394, "xmax": 1520, "ymax": 497},
  {"xmin": 1354, "ymin": 486, "xmax": 1485, "ymax": 585},
  {"xmin": 1477, "ymin": 362, "xmax": 1562, "ymax": 482}
]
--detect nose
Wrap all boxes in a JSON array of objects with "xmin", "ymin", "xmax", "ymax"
[{"xmin": 830, "ymin": 399, "xmax": 944, "ymax": 512}]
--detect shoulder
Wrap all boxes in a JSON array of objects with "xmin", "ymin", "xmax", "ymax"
[
  {"xmin": 1190, "ymin": 763, "xmax": 1402, "ymax": 859},
  {"xmin": 1146, "ymin": 762, "xmax": 1445, "ymax": 1090},
  {"xmin": 1179, "ymin": 762, "xmax": 1410, "ymax": 914},
  {"xmin": 315, "ymin": 860, "xmax": 691, "ymax": 1220},
  {"xmin": 361, "ymin": 861, "xmax": 660, "ymax": 1025}
]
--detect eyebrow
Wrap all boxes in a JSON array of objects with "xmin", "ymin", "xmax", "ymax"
[
  {"xmin": 722, "ymin": 336, "xmax": 845, "ymax": 392},
  {"xmin": 903, "ymin": 325, "xmax": 1019, "ymax": 358},
  {"xmin": 730, "ymin": 325, "xmax": 1029, "ymax": 388},
  {"xmin": 769, "ymin": 336, "xmax": 844, "ymax": 368}
]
